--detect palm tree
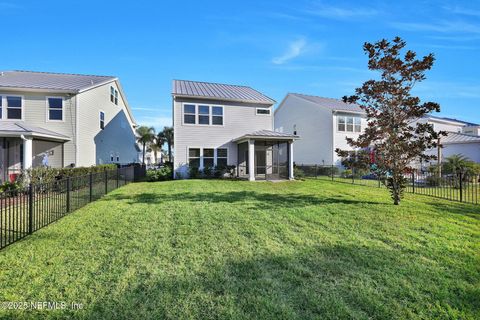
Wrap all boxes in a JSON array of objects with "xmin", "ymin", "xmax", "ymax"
[
  {"xmin": 136, "ymin": 126, "xmax": 156, "ymax": 164},
  {"xmin": 158, "ymin": 126, "xmax": 174, "ymax": 163},
  {"xmin": 154, "ymin": 133, "xmax": 167, "ymax": 164},
  {"xmin": 443, "ymin": 154, "xmax": 470, "ymax": 174}
]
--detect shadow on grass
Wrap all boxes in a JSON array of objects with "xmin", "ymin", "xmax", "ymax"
[
  {"xmin": 105, "ymin": 191, "xmax": 385, "ymax": 210},
  {"xmin": 423, "ymin": 199, "xmax": 480, "ymax": 220},
  {"xmin": 79, "ymin": 243, "xmax": 477, "ymax": 319}
]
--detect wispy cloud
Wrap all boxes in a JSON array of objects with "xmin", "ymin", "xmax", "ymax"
[
  {"xmin": 413, "ymin": 81, "xmax": 480, "ymax": 99},
  {"xmin": 132, "ymin": 107, "xmax": 158, "ymax": 111},
  {"xmin": 445, "ymin": 6, "xmax": 480, "ymax": 17},
  {"xmin": 136, "ymin": 116, "xmax": 172, "ymax": 130},
  {"xmin": 272, "ymin": 38, "xmax": 308, "ymax": 65},
  {"xmin": 391, "ymin": 20, "xmax": 480, "ymax": 34},
  {"xmin": 304, "ymin": 4, "xmax": 378, "ymax": 19}
]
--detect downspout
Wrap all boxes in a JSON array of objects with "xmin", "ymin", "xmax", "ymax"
[
  {"xmin": 75, "ymin": 94, "xmax": 79, "ymax": 167},
  {"xmin": 332, "ymin": 111, "xmax": 336, "ymax": 165}
]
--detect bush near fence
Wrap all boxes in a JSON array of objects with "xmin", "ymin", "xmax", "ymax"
[{"xmin": 0, "ymin": 165, "xmax": 144, "ymax": 250}]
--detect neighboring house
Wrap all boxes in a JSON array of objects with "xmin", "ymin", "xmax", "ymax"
[
  {"xmin": 274, "ymin": 93, "xmax": 366, "ymax": 165},
  {"xmin": 172, "ymin": 80, "xmax": 298, "ymax": 180},
  {"xmin": 0, "ymin": 70, "xmax": 139, "ymax": 182},
  {"xmin": 420, "ymin": 115, "xmax": 480, "ymax": 163}
]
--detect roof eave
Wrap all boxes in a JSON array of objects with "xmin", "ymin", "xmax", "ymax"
[
  {"xmin": 0, "ymin": 131, "xmax": 71, "ymax": 142},
  {"xmin": 232, "ymin": 135, "xmax": 300, "ymax": 143},
  {"xmin": 173, "ymin": 94, "xmax": 275, "ymax": 106},
  {"xmin": 0, "ymin": 86, "xmax": 77, "ymax": 94}
]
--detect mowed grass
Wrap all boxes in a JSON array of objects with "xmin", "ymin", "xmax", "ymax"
[{"xmin": 0, "ymin": 179, "xmax": 478, "ymax": 319}]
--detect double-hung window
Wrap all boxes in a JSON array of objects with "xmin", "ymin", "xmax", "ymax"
[
  {"xmin": 100, "ymin": 111, "xmax": 105, "ymax": 129},
  {"xmin": 216, "ymin": 148, "xmax": 228, "ymax": 168},
  {"xmin": 183, "ymin": 104, "xmax": 223, "ymax": 126},
  {"xmin": 184, "ymin": 104, "xmax": 196, "ymax": 124},
  {"xmin": 188, "ymin": 148, "xmax": 200, "ymax": 167},
  {"xmin": 337, "ymin": 116, "xmax": 361, "ymax": 133},
  {"xmin": 110, "ymin": 86, "xmax": 118, "ymax": 105},
  {"xmin": 47, "ymin": 97, "xmax": 63, "ymax": 121},
  {"xmin": 198, "ymin": 105, "xmax": 210, "ymax": 125},
  {"xmin": 354, "ymin": 117, "xmax": 361, "ymax": 132},
  {"xmin": 212, "ymin": 106, "xmax": 223, "ymax": 125},
  {"xmin": 0, "ymin": 96, "xmax": 2, "ymax": 119},
  {"xmin": 6, "ymin": 96, "xmax": 22, "ymax": 120},
  {"xmin": 203, "ymin": 148, "xmax": 214, "ymax": 167}
]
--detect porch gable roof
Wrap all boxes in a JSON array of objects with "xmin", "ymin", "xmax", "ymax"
[{"xmin": 232, "ymin": 130, "xmax": 299, "ymax": 143}]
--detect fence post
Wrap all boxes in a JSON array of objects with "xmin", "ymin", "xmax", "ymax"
[
  {"xmin": 116, "ymin": 167, "xmax": 120, "ymax": 188},
  {"xmin": 66, "ymin": 177, "xmax": 71, "ymax": 212},
  {"xmin": 89, "ymin": 172, "xmax": 93, "ymax": 202},
  {"xmin": 378, "ymin": 175, "xmax": 381, "ymax": 188},
  {"xmin": 104, "ymin": 169, "xmax": 108, "ymax": 194},
  {"xmin": 28, "ymin": 183, "xmax": 34, "ymax": 234},
  {"xmin": 459, "ymin": 171, "xmax": 463, "ymax": 202},
  {"xmin": 125, "ymin": 167, "xmax": 128, "ymax": 185},
  {"xmin": 331, "ymin": 164, "xmax": 334, "ymax": 181},
  {"xmin": 315, "ymin": 164, "xmax": 318, "ymax": 179},
  {"xmin": 352, "ymin": 166, "xmax": 355, "ymax": 184},
  {"xmin": 412, "ymin": 171, "xmax": 415, "ymax": 194}
]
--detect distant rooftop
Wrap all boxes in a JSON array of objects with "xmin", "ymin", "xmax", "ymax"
[
  {"xmin": 289, "ymin": 93, "xmax": 363, "ymax": 113},
  {"xmin": 0, "ymin": 70, "xmax": 116, "ymax": 93},
  {"xmin": 425, "ymin": 115, "xmax": 479, "ymax": 127},
  {"xmin": 442, "ymin": 131, "xmax": 480, "ymax": 144},
  {"xmin": 172, "ymin": 80, "xmax": 275, "ymax": 104}
]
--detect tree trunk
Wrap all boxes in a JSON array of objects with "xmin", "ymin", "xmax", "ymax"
[
  {"xmin": 142, "ymin": 143, "xmax": 146, "ymax": 165},
  {"xmin": 168, "ymin": 143, "xmax": 172, "ymax": 163}
]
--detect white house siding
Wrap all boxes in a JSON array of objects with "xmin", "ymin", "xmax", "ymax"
[
  {"xmin": 426, "ymin": 143, "xmax": 480, "ymax": 163},
  {"xmin": 32, "ymin": 140, "xmax": 63, "ymax": 167},
  {"xmin": 332, "ymin": 112, "xmax": 367, "ymax": 165},
  {"xmin": 173, "ymin": 97, "xmax": 273, "ymax": 177},
  {"xmin": 77, "ymin": 82, "xmax": 137, "ymax": 166},
  {"xmin": 275, "ymin": 94, "xmax": 333, "ymax": 165},
  {"xmin": 0, "ymin": 90, "xmax": 76, "ymax": 166},
  {"xmin": 274, "ymin": 94, "xmax": 367, "ymax": 166}
]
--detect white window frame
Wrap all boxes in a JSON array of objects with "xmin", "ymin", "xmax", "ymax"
[
  {"xmin": 182, "ymin": 103, "xmax": 224, "ymax": 127},
  {"xmin": 337, "ymin": 115, "xmax": 362, "ymax": 133},
  {"xmin": 203, "ymin": 148, "xmax": 215, "ymax": 168},
  {"xmin": 99, "ymin": 110, "xmax": 105, "ymax": 130},
  {"xmin": 1, "ymin": 95, "xmax": 24, "ymax": 121},
  {"xmin": 354, "ymin": 117, "xmax": 361, "ymax": 133},
  {"xmin": 215, "ymin": 148, "xmax": 228, "ymax": 167},
  {"xmin": 188, "ymin": 147, "xmax": 201, "ymax": 168},
  {"xmin": 256, "ymin": 107, "xmax": 271, "ymax": 115},
  {"xmin": 110, "ymin": 86, "xmax": 118, "ymax": 105},
  {"xmin": 46, "ymin": 96, "xmax": 65, "ymax": 122}
]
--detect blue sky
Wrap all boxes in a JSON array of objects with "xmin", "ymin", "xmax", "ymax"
[{"xmin": 1, "ymin": 0, "xmax": 479, "ymax": 129}]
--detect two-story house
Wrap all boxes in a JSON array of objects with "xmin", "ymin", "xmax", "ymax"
[
  {"xmin": 0, "ymin": 70, "xmax": 139, "ymax": 182},
  {"xmin": 274, "ymin": 93, "xmax": 366, "ymax": 166},
  {"xmin": 172, "ymin": 80, "xmax": 298, "ymax": 180},
  {"xmin": 274, "ymin": 93, "xmax": 480, "ymax": 166}
]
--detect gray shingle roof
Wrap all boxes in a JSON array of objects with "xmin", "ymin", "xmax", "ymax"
[
  {"xmin": 441, "ymin": 132, "xmax": 480, "ymax": 144},
  {"xmin": 172, "ymin": 80, "xmax": 275, "ymax": 104},
  {"xmin": 0, "ymin": 70, "xmax": 116, "ymax": 92},
  {"xmin": 0, "ymin": 122, "xmax": 71, "ymax": 140},
  {"xmin": 233, "ymin": 130, "xmax": 299, "ymax": 142},
  {"xmin": 290, "ymin": 93, "xmax": 363, "ymax": 113}
]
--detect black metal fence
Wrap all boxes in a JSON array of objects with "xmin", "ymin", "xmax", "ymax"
[
  {"xmin": 296, "ymin": 164, "xmax": 480, "ymax": 205},
  {"xmin": 0, "ymin": 166, "xmax": 139, "ymax": 250}
]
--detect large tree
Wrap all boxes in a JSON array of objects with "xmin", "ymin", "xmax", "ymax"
[
  {"xmin": 136, "ymin": 126, "xmax": 156, "ymax": 165},
  {"xmin": 338, "ymin": 37, "xmax": 445, "ymax": 205},
  {"xmin": 158, "ymin": 126, "xmax": 174, "ymax": 163}
]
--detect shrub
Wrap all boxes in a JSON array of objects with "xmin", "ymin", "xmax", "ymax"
[
  {"xmin": 0, "ymin": 181, "xmax": 21, "ymax": 194},
  {"xmin": 146, "ymin": 166, "xmax": 173, "ymax": 182},
  {"xmin": 202, "ymin": 166, "xmax": 214, "ymax": 179},
  {"xmin": 188, "ymin": 166, "xmax": 202, "ymax": 179},
  {"xmin": 294, "ymin": 167, "xmax": 305, "ymax": 180}
]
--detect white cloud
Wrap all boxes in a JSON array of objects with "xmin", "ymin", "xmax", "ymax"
[
  {"xmin": 391, "ymin": 20, "xmax": 480, "ymax": 34},
  {"xmin": 132, "ymin": 107, "xmax": 158, "ymax": 111},
  {"xmin": 304, "ymin": 4, "xmax": 378, "ymax": 19},
  {"xmin": 272, "ymin": 38, "xmax": 308, "ymax": 65}
]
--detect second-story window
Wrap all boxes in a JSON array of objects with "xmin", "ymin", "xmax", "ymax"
[
  {"xmin": 47, "ymin": 97, "xmax": 63, "ymax": 121},
  {"xmin": 256, "ymin": 108, "xmax": 270, "ymax": 115},
  {"xmin": 212, "ymin": 106, "xmax": 223, "ymax": 125},
  {"xmin": 184, "ymin": 104, "xmax": 196, "ymax": 124},
  {"xmin": 100, "ymin": 111, "xmax": 105, "ymax": 129},
  {"xmin": 337, "ymin": 115, "xmax": 362, "ymax": 133},
  {"xmin": 198, "ymin": 105, "xmax": 210, "ymax": 125},
  {"xmin": 110, "ymin": 86, "xmax": 118, "ymax": 105},
  {"xmin": 6, "ymin": 96, "xmax": 22, "ymax": 120}
]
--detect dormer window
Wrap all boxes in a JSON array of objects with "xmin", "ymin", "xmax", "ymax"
[{"xmin": 110, "ymin": 86, "xmax": 118, "ymax": 105}]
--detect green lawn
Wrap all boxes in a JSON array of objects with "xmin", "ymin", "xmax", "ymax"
[{"xmin": 0, "ymin": 179, "xmax": 478, "ymax": 319}]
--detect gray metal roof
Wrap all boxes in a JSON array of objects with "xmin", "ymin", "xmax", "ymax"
[
  {"xmin": 425, "ymin": 115, "xmax": 479, "ymax": 127},
  {"xmin": 0, "ymin": 70, "xmax": 116, "ymax": 93},
  {"xmin": 233, "ymin": 130, "xmax": 299, "ymax": 142},
  {"xmin": 441, "ymin": 131, "xmax": 480, "ymax": 144},
  {"xmin": 290, "ymin": 93, "xmax": 363, "ymax": 113},
  {"xmin": 0, "ymin": 122, "xmax": 71, "ymax": 141},
  {"xmin": 172, "ymin": 80, "xmax": 276, "ymax": 104}
]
